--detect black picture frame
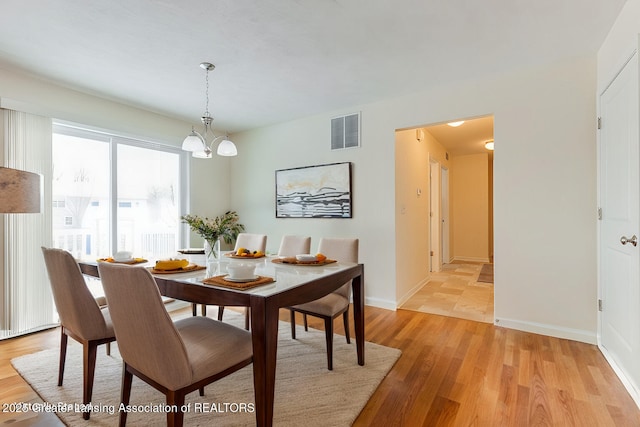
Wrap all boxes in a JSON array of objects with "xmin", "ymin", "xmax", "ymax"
[{"xmin": 275, "ymin": 162, "xmax": 352, "ymax": 218}]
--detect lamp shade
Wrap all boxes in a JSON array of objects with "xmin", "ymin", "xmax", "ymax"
[
  {"xmin": 182, "ymin": 133, "xmax": 205, "ymax": 152},
  {"xmin": 216, "ymin": 139, "xmax": 238, "ymax": 156},
  {"xmin": 0, "ymin": 167, "xmax": 42, "ymax": 213}
]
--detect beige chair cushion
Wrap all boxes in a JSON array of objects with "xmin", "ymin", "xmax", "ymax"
[
  {"xmin": 234, "ymin": 233, "xmax": 267, "ymax": 252},
  {"xmin": 277, "ymin": 235, "xmax": 311, "ymax": 257},
  {"xmin": 292, "ymin": 238, "xmax": 358, "ymax": 312},
  {"xmin": 41, "ymin": 247, "xmax": 114, "ymax": 341},
  {"xmin": 98, "ymin": 262, "xmax": 252, "ymax": 391}
]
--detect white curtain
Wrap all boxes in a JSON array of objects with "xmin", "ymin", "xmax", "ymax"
[{"xmin": 0, "ymin": 109, "xmax": 54, "ymax": 338}]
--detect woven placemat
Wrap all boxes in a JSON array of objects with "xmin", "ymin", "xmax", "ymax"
[
  {"xmin": 272, "ymin": 257, "xmax": 337, "ymax": 266},
  {"xmin": 97, "ymin": 258, "xmax": 148, "ymax": 265},
  {"xmin": 202, "ymin": 275, "xmax": 275, "ymax": 290},
  {"xmin": 148, "ymin": 264, "xmax": 206, "ymax": 274}
]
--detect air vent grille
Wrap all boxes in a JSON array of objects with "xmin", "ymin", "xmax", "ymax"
[{"xmin": 331, "ymin": 112, "xmax": 360, "ymax": 150}]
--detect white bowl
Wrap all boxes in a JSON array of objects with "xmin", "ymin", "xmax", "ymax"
[
  {"xmin": 113, "ymin": 251, "xmax": 133, "ymax": 262},
  {"xmin": 227, "ymin": 263, "xmax": 256, "ymax": 280},
  {"xmin": 296, "ymin": 254, "xmax": 317, "ymax": 262}
]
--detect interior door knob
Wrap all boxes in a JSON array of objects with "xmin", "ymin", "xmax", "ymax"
[{"xmin": 620, "ymin": 235, "xmax": 638, "ymax": 246}]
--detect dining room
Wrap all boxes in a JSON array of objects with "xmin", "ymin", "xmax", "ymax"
[{"xmin": 4, "ymin": 1, "xmax": 640, "ymax": 425}]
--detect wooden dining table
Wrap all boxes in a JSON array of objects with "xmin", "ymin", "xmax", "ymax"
[{"xmin": 78, "ymin": 256, "xmax": 365, "ymax": 427}]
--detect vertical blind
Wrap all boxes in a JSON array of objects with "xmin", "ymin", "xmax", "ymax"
[{"xmin": 1, "ymin": 109, "xmax": 54, "ymax": 338}]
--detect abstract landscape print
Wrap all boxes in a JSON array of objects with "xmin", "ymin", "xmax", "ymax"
[{"xmin": 276, "ymin": 162, "xmax": 352, "ymax": 218}]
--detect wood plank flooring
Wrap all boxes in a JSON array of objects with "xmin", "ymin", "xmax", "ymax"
[{"xmin": 2, "ymin": 305, "xmax": 640, "ymax": 426}]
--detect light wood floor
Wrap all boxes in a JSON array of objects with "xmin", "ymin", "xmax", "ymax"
[
  {"xmin": 401, "ymin": 261, "xmax": 494, "ymax": 323},
  {"xmin": 2, "ymin": 305, "xmax": 640, "ymax": 426}
]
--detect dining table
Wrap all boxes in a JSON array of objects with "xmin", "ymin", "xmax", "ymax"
[{"xmin": 78, "ymin": 254, "xmax": 365, "ymax": 427}]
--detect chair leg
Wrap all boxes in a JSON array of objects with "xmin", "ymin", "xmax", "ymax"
[
  {"xmin": 290, "ymin": 310, "xmax": 296, "ymax": 339},
  {"xmin": 217, "ymin": 306, "xmax": 225, "ymax": 321},
  {"xmin": 343, "ymin": 310, "xmax": 351, "ymax": 344},
  {"xmin": 82, "ymin": 341, "xmax": 99, "ymax": 420},
  {"xmin": 191, "ymin": 303, "xmax": 197, "ymax": 316},
  {"xmin": 58, "ymin": 328, "xmax": 68, "ymax": 386},
  {"xmin": 244, "ymin": 308, "xmax": 250, "ymax": 331},
  {"xmin": 166, "ymin": 390, "xmax": 186, "ymax": 427},
  {"xmin": 120, "ymin": 365, "xmax": 133, "ymax": 427},
  {"xmin": 201, "ymin": 304, "xmax": 207, "ymax": 317},
  {"xmin": 303, "ymin": 313, "xmax": 309, "ymax": 331},
  {"xmin": 324, "ymin": 317, "xmax": 334, "ymax": 371},
  {"xmin": 106, "ymin": 341, "xmax": 111, "ymax": 356}
]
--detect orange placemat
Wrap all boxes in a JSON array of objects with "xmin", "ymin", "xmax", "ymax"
[
  {"xmin": 148, "ymin": 264, "xmax": 206, "ymax": 274},
  {"xmin": 271, "ymin": 258, "xmax": 337, "ymax": 266},
  {"xmin": 202, "ymin": 275, "xmax": 275, "ymax": 290},
  {"xmin": 224, "ymin": 253, "xmax": 266, "ymax": 259},
  {"xmin": 97, "ymin": 258, "xmax": 148, "ymax": 265}
]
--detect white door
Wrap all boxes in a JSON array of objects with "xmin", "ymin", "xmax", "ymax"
[
  {"xmin": 441, "ymin": 167, "xmax": 449, "ymax": 265},
  {"xmin": 599, "ymin": 51, "xmax": 640, "ymax": 390},
  {"xmin": 429, "ymin": 159, "xmax": 441, "ymax": 272}
]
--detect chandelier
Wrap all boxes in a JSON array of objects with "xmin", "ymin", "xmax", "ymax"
[{"xmin": 181, "ymin": 62, "xmax": 237, "ymax": 157}]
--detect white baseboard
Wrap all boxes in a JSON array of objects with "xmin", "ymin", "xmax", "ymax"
[
  {"xmin": 364, "ymin": 296, "xmax": 398, "ymax": 311},
  {"xmin": 598, "ymin": 344, "xmax": 640, "ymax": 410},
  {"xmin": 395, "ymin": 277, "xmax": 430, "ymax": 309},
  {"xmin": 495, "ymin": 317, "xmax": 597, "ymax": 344},
  {"xmin": 452, "ymin": 256, "xmax": 491, "ymax": 263}
]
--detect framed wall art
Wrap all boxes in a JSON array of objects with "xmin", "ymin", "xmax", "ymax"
[{"xmin": 275, "ymin": 162, "xmax": 352, "ymax": 218}]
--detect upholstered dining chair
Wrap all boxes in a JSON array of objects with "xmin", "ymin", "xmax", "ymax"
[
  {"xmin": 98, "ymin": 262, "xmax": 253, "ymax": 427},
  {"xmin": 277, "ymin": 235, "xmax": 311, "ymax": 257},
  {"xmin": 41, "ymin": 247, "xmax": 116, "ymax": 420},
  {"xmin": 288, "ymin": 238, "xmax": 359, "ymax": 370},
  {"xmin": 214, "ymin": 233, "xmax": 268, "ymax": 329}
]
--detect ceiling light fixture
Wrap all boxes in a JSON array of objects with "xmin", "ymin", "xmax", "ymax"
[
  {"xmin": 182, "ymin": 62, "xmax": 237, "ymax": 158},
  {"xmin": 485, "ymin": 140, "xmax": 494, "ymax": 150},
  {"xmin": 447, "ymin": 121, "xmax": 465, "ymax": 127}
]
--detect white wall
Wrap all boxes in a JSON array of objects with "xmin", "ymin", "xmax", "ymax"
[
  {"xmin": 0, "ymin": 50, "xmax": 599, "ymax": 343},
  {"xmin": 230, "ymin": 54, "xmax": 598, "ymax": 342}
]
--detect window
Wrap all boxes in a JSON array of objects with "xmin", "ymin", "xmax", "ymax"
[{"xmin": 52, "ymin": 124, "xmax": 187, "ymax": 259}]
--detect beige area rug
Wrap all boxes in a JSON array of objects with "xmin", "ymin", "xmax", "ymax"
[{"xmin": 11, "ymin": 313, "xmax": 400, "ymax": 426}]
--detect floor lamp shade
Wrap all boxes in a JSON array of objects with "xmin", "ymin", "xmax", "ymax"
[{"xmin": 0, "ymin": 167, "xmax": 42, "ymax": 213}]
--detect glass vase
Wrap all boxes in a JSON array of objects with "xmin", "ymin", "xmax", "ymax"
[{"xmin": 204, "ymin": 238, "xmax": 221, "ymax": 263}]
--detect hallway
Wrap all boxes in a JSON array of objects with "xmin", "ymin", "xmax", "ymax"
[{"xmin": 400, "ymin": 261, "xmax": 494, "ymax": 323}]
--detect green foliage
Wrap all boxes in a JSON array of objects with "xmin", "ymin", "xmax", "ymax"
[{"xmin": 181, "ymin": 211, "xmax": 245, "ymax": 245}]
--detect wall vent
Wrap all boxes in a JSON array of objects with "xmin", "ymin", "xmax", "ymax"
[{"xmin": 331, "ymin": 112, "xmax": 360, "ymax": 150}]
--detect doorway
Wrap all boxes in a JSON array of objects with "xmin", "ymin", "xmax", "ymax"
[{"xmin": 401, "ymin": 116, "xmax": 494, "ymax": 323}]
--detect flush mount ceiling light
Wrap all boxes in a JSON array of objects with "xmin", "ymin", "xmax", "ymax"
[
  {"xmin": 447, "ymin": 121, "xmax": 465, "ymax": 127},
  {"xmin": 182, "ymin": 62, "xmax": 237, "ymax": 158},
  {"xmin": 485, "ymin": 140, "xmax": 494, "ymax": 150}
]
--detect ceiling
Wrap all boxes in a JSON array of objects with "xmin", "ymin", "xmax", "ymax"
[
  {"xmin": 425, "ymin": 116, "xmax": 494, "ymax": 156},
  {"xmin": 0, "ymin": 1, "xmax": 626, "ymax": 134}
]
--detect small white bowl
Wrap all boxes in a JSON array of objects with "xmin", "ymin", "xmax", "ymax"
[
  {"xmin": 113, "ymin": 251, "xmax": 133, "ymax": 262},
  {"xmin": 296, "ymin": 254, "xmax": 317, "ymax": 262},
  {"xmin": 227, "ymin": 263, "xmax": 256, "ymax": 280}
]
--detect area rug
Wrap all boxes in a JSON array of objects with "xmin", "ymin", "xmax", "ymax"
[
  {"xmin": 477, "ymin": 263, "xmax": 494, "ymax": 283},
  {"xmin": 11, "ymin": 313, "xmax": 400, "ymax": 426}
]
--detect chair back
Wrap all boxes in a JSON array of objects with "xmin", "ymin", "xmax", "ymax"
[
  {"xmin": 277, "ymin": 235, "xmax": 311, "ymax": 257},
  {"xmin": 317, "ymin": 238, "xmax": 359, "ymax": 299},
  {"xmin": 234, "ymin": 233, "xmax": 267, "ymax": 252},
  {"xmin": 41, "ymin": 247, "xmax": 109, "ymax": 340},
  {"xmin": 97, "ymin": 263, "xmax": 192, "ymax": 390}
]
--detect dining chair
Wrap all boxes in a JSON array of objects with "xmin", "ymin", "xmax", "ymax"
[
  {"xmin": 277, "ymin": 235, "xmax": 311, "ymax": 257},
  {"xmin": 288, "ymin": 237, "xmax": 359, "ymax": 370},
  {"xmin": 214, "ymin": 233, "xmax": 268, "ymax": 329},
  {"xmin": 97, "ymin": 262, "xmax": 253, "ymax": 427},
  {"xmin": 41, "ymin": 247, "xmax": 116, "ymax": 420}
]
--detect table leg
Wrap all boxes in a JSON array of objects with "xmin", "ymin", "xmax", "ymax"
[
  {"xmin": 352, "ymin": 271, "xmax": 365, "ymax": 366},
  {"xmin": 250, "ymin": 296, "xmax": 279, "ymax": 427}
]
